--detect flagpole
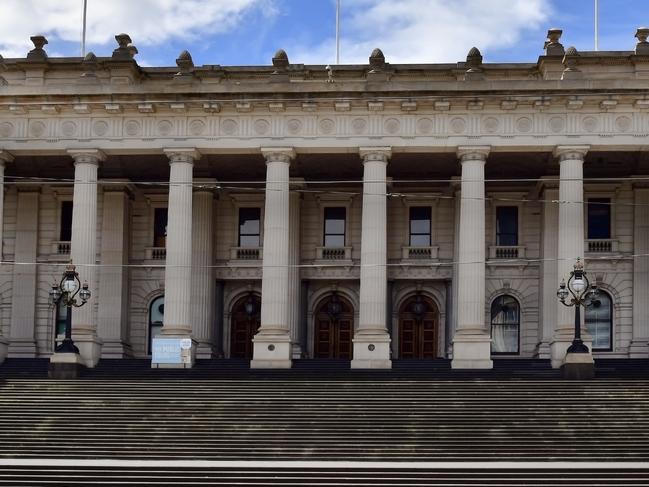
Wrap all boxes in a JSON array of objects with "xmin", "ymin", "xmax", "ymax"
[
  {"xmin": 594, "ymin": 0, "xmax": 599, "ymax": 51},
  {"xmin": 335, "ymin": 0, "xmax": 340, "ymax": 64},
  {"xmin": 81, "ymin": 0, "xmax": 88, "ymax": 56}
]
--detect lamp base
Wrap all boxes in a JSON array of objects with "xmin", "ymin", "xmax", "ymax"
[
  {"xmin": 561, "ymin": 351, "xmax": 595, "ymax": 380},
  {"xmin": 49, "ymin": 352, "xmax": 83, "ymax": 379}
]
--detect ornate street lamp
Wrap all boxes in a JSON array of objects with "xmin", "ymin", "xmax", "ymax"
[
  {"xmin": 557, "ymin": 258, "xmax": 599, "ymax": 378},
  {"xmin": 49, "ymin": 263, "xmax": 91, "ymax": 355}
]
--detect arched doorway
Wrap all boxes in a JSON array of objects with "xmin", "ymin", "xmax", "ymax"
[
  {"xmin": 314, "ymin": 292, "xmax": 354, "ymax": 359},
  {"xmin": 398, "ymin": 293, "xmax": 439, "ymax": 359},
  {"xmin": 230, "ymin": 293, "xmax": 261, "ymax": 359},
  {"xmin": 148, "ymin": 295, "xmax": 164, "ymax": 355}
]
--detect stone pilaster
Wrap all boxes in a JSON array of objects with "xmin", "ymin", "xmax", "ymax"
[
  {"xmin": 8, "ymin": 189, "xmax": 39, "ymax": 357},
  {"xmin": 351, "ymin": 147, "xmax": 392, "ymax": 369},
  {"xmin": 68, "ymin": 149, "xmax": 105, "ymax": 367},
  {"xmin": 289, "ymin": 181, "xmax": 302, "ymax": 358},
  {"xmin": 251, "ymin": 147, "xmax": 295, "ymax": 369},
  {"xmin": 551, "ymin": 145, "xmax": 590, "ymax": 368},
  {"xmin": 451, "ymin": 146, "xmax": 492, "ymax": 369},
  {"xmin": 161, "ymin": 149, "xmax": 199, "ymax": 365},
  {"xmin": 98, "ymin": 184, "xmax": 130, "ymax": 358},
  {"xmin": 537, "ymin": 184, "xmax": 559, "ymax": 358},
  {"xmin": 0, "ymin": 151, "xmax": 12, "ymax": 363},
  {"xmin": 630, "ymin": 187, "xmax": 649, "ymax": 357},
  {"xmin": 191, "ymin": 185, "xmax": 215, "ymax": 359}
]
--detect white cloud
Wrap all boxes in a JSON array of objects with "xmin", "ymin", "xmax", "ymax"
[
  {"xmin": 292, "ymin": 0, "xmax": 550, "ymax": 65},
  {"xmin": 0, "ymin": 0, "xmax": 272, "ymax": 58}
]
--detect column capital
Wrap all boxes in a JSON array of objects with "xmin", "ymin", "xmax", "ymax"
[
  {"xmin": 163, "ymin": 148, "xmax": 200, "ymax": 164},
  {"xmin": 359, "ymin": 146, "xmax": 391, "ymax": 163},
  {"xmin": 457, "ymin": 145, "xmax": 490, "ymax": 163},
  {"xmin": 554, "ymin": 145, "xmax": 589, "ymax": 162},
  {"xmin": 261, "ymin": 147, "xmax": 295, "ymax": 164},
  {"xmin": 0, "ymin": 150, "xmax": 14, "ymax": 165},
  {"xmin": 67, "ymin": 149, "xmax": 106, "ymax": 165}
]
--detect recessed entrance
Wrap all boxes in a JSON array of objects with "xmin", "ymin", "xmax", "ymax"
[
  {"xmin": 398, "ymin": 294, "xmax": 439, "ymax": 359},
  {"xmin": 314, "ymin": 293, "xmax": 354, "ymax": 359},
  {"xmin": 230, "ymin": 293, "xmax": 261, "ymax": 359}
]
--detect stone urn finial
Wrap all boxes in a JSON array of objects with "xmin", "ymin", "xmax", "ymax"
[
  {"xmin": 369, "ymin": 48, "xmax": 385, "ymax": 72},
  {"xmin": 27, "ymin": 35, "xmax": 48, "ymax": 61},
  {"xmin": 176, "ymin": 50, "xmax": 194, "ymax": 72},
  {"xmin": 635, "ymin": 27, "xmax": 649, "ymax": 54},
  {"xmin": 270, "ymin": 49, "xmax": 290, "ymax": 82},
  {"xmin": 464, "ymin": 47, "xmax": 484, "ymax": 81},
  {"xmin": 561, "ymin": 46, "xmax": 582, "ymax": 80},
  {"xmin": 544, "ymin": 28, "xmax": 564, "ymax": 56},
  {"xmin": 80, "ymin": 52, "xmax": 100, "ymax": 84},
  {"xmin": 112, "ymin": 33, "xmax": 137, "ymax": 60}
]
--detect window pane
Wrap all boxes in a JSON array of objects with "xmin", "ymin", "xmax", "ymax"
[
  {"xmin": 490, "ymin": 295, "xmax": 520, "ymax": 354},
  {"xmin": 60, "ymin": 201, "xmax": 73, "ymax": 241},
  {"xmin": 496, "ymin": 207, "xmax": 518, "ymax": 246},
  {"xmin": 324, "ymin": 235, "xmax": 345, "ymax": 247},
  {"xmin": 491, "ymin": 324, "xmax": 519, "ymax": 353},
  {"xmin": 239, "ymin": 208, "xmax": 261, "ymax": 246},
  {"xmin": 587, "ymin": 198, "xmax": 611, "ymax": 239},
  {"xmin": 410, "ymin": 234, "xmax": 430, "ymax": 247},
  {"xmin": 586, "ymin": 293, "xmax": 612, "ymax": 350},
  {"xmin": 324, "ymin": 207, "xmax": 345, "ymax": 247},
  {"xmin": 410, "ymin": 207, "xmax": 431, "ymax": 246},
  {"xmin": 153, "ymin": 208, "xmax": 168, "ymax": 247},
  {"xmin": 239, "ymin": 235, "xmax": 260, "ymax": 247},
  {"xmin": 325, "ymin": 219, "xmax": 345, "ymax": 235}
]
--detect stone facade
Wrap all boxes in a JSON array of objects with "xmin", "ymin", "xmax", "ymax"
[{"xmin": 0, "ymin": 30, "xmax": 647, "ymax": 369}]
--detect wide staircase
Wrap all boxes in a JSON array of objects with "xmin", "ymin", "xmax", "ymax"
[{"xmin": 0, "ymin": 358, "xmax": 648, "ymax": 485}]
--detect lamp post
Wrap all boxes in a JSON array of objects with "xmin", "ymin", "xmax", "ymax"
[
  {"xmin": 557, "ymin": 258, "xmax": 598, "ymax": 379},
  {"xmin": 48, "ymin": 263, "xmax": 91, "ymax": 378}
]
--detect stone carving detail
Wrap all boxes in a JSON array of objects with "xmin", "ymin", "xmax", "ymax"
[
  {"xmin": 548, "ymin": 116, "xmax": 565, "ymax": 133},
  {"xmin": 351, "ymin": 118, "xmax": 367, "ymax": 135},
  {"xmin": 615, "ymin": 116, "xmax": 632, "ymax": 132},
  {"xmin": 286, "ymin": 118, "xmax": 302, "ymax": 135},
  {"xmin": 125, "ymin": 120, "xmax": 141, "ymax": 136},
  {"xmin": 416, "ymin": 118, "xmax": 434, "ymax": 134},
  {"xmin": 544, "ymin": 28, "xmax": 564, "ymax": 56},
  {"xmin": 450, "ymin": 117, "xmax": 466, "ymax": 134},
  {"xmin": 253, "ymin": 119, "xmax": 270, "ymax": 136},
  {"xmin": 61, "ymin": 121, "xmax": 77, "ymax": 137},
  {"xmin": 582, "ymin": 116, "xmax": 598, "ymax": 133},
  {"xmin": 319, "ymin": 118, "xmax": 336, "ymax": 135},
  {"xmin": 29, "ymin": 121, "xmax": 46, "ymax": 137},
  {"xmin": 0, "ymin": 122, "xmax": 14, "ymax": 138},
  {"xmin": 188, "ymin": 119, "xmax": 206, "ymax": 136},
  {"xmin": 92, "ymin": 120, "xmax": 109, "ymax": 136},
  {"xmin": 221, "ymin": 119, "xmax": 238, "ymax": 136},
  {"xmin": 157, "ymin": 120, "xmax": 173, "ymax": 136},
  {"xmin": 384, "ymin": 118, "xmax": 400, "ymax": 134},
  {"xmin": 482, "ymin": 117, "xmax": 499, "ymax": 133},
  {"xmin": 516, "ymin": 117, "xmax": 532, "ymax": 133}
]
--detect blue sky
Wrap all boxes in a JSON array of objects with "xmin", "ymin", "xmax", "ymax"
[{"xmin": 0, "ymin": 0, "xmax": 646, "ymax": 66}]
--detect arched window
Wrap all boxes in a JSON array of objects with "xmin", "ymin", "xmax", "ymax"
[
  {"xmin": 585, "ymin": 291, "xmax": 613, "ymax": 351},
  {"xmin": 148, "ymin": 296, "xmax": 164, "ymax": 355},
  {"xmin": 490, "ymin": 295, "xmax": 520, "ymax": 355}
]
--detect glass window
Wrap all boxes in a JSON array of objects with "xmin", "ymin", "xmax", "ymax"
[
  {"xmin": 409, "ymin": 207, "xmax": 431, "ymax": 246},
  {"xmin": 59, "ymin": 201, "xmax": 73, "ymax": 241},
  {"xmin": 239, "ymin": 207, "xmax": 261, "ymax": 247},
  {"xmin": 148, "ymin": 296, "xmax": 164, "ymax": 355},
  {"xmin": 324, "ymin": 207, "xmax": 346, "ymax": 247},
  {"xmin": 586, "ymin": 292, "xmax": 612, "ymax": 351},
  {"xmin": 490, "ymin": 295, "xmax": 520, "ymax": 354},
  {"xmin": 587, "ymin": 198, "xmax": 611, "ymax": 239},
  {"xmin": 496, "ymin": 207, "xmax": 518, "ymax": 246},
  {"xmin": 153, "ymin": 208, "xmax": 168, "ymax": 247}
]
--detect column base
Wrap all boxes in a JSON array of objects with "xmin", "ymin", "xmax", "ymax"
[
  {"xmin": 629, "ymin": 340, "xmax": 649, "ymax": 358},
  {"xmin": 0, "ymin": 336, "xmax": 7, "ymax": 364},
  {"xmin": 550, "ymin": 332, "xmax": 592, "ymax": 369},
  {"xmin": 291, "ymin": 343, "xmax": 304, "ymax": 359},
  {"xmin": 350, "ymin": 332, "xmax": 391, "ymax": 369},
  {"xmin": 534, "ymin": 341, "xmax": 551, "ymax": 359},
  {"xmin": 8, "ymin": 339, "xmax": 37, "ymax": 358},
  {"xmin": 195, "ymin": 340, "xmax": 215, "ymax": 360},
  {"xmin": 561, "ymin": 352, "xmax": 595, "ymax": 380},
  {"xmin": 151, "ymin": 335, "xmax": 196, "ymax": 368},
  {"xmin": 73, "ymin": 334, "xmax": 103, "ymax": 368},
  {"xmin": 451, "ymin": 333, "xmax": 493, "ymax": 369},
  {"xmin": 250, "ymin": 331, "xmax": 292, "ymax": 369},
  {"xmin": 48, "ymin": 352, "xmax": 83, "ymax": 379},
  {"xmin": 100, "ymin": 340, "xmax": 132, "ymax": 359}
]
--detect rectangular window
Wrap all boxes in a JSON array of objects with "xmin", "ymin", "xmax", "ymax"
[
  {"xmin": 59, "ymin": 201, "xmax": 73, "ymax": 241},
  {"xmin": 496, "ymin": 206, "xmax": 518, "ymax": 246},
  {"xmin": 153, "ymin": 208, "xmax": 168, "ymax": 247},
  {"xmin": 323, "ymin": 207, "xmax": 346, "ymax": 247},
  {"xmin": 587, "ymin": 198, "xmax": 611, "ymax": 239},
  {"xmin": 239, "ymin": 207, "xmax": 261, "ymax": 247},
  {"xmin": 409, "ymin": 207, "xmax": 431, "ymax": 246}
]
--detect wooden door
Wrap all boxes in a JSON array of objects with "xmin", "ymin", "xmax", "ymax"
[
  {"xmin": 399, "ymin": 295, "xmax": 438, "ymax": 359},
  {"xmin": 314, "ymin": 295, "xmax": 354, "ymax": 359},
  {"xmin": 230, "ymin": 295, "xmax": 261, "ymax": 359}
]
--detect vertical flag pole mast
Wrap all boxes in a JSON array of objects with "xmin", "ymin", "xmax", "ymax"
[
  {"xmin": 336, "ymin": 0, "xmax": 340, "ymax": 64},
  {"xmin": 594, "ymin": 0, "xmax": 599, "ymax": 51},
  {"xmin": 81, "ymin": 0, "xmax": 88, "ymax": 56}
]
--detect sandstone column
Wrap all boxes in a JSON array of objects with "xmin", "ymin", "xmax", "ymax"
[
  {"xmin": 0, "ymin": 151, "xmax": 12, "ymax": 363},
  {"xmin": 161, "ymin": 149, "xmax": 199, "ymax": 360},
  {"xmin": 537, "ymin": 184, "xmax": 559, "ymax": 358},
  {"xmin": 68, "ymin": 149, "xmax": 105, "ymax": 367},
  {"xmin": 191, "ymin": 185, "xmax": 215, "ymax": 359},
  {"xmin": 351, "ymin": 147, "xmax": 392, "ymax": 369},
  {"xmin": 251, "ymin": 147, "xmax": 295, "ymax": 369},
  {"xmin": 630, "ymin": 187, "xmax": 649, "ymax": 357},
  {"xmin": 288, "ymin": 182, "xmax": 302, "ymax": 358},
  {"xmin": 451, "ymin": 146, "xmax": 492, "ymax": 369},
  {"xmin": 98, "ymin": 184, "xmax": 130, "ymax": 358},
  {"xmin": 551, "ymin": 145, "xmax": 590, "ymax": 368}
]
